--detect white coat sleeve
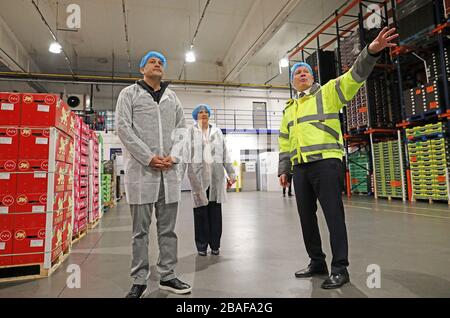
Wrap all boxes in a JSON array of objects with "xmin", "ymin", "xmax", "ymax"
[
  {"xmin": 116, "ymin": 89, "xmax": 155, "ymax": 166},
  {"xmin": 170, "ymin": 95, "xmax": 187, "ymax": 163}
]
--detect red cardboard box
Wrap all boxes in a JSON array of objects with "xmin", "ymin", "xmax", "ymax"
[
  {"xmin": 67, "ymin": 139, "xmax": 75, "ymax": 164},
  {"xmin": 0, "ymin": 171, "xmax": 17, "ymax": 195},
  {"xmin": 17, "ymin": 172, "xmax": 50, "ymax": 194},
  {"xmin": 72, "ymin": 219, "xmax": 79, "ymax": 237},
  {"xmin": 55, "ymin": 131, "xmax": 70, "ymax": 163},
  {"xmin": 78, "ymin": 216, "xmax": 87, "ymax": 231},
  {"xmin": 0, "ymin": 127, "xmax": 19, "ymax": 160},
  {"xmin": 76, "ymin": 197, "xmax": 88, "ymax": 211},
  {"xmin": 0, "ymin": 194, "xmax": 16, "ymax": 214},
  {"xmin": 17, "ymin": 167, "xmax": 67, "ymax": 194},
  {"xmin": 80, "ymin": 141, "xmax": 89, "ymax": 156},
  {"xmin": 20, "ymin": 94, "xmax": 71, "ymax": 134},
  {"xmin": 12, "ymin": 213, "xmax": 46, "ymax": 265},
  {"xmin": 0, "ymin": 159, "xmax": 18, "ymax": 172},
  {"xmin": 48, "ymin": 191, "xmax": 65, "ymax": 213},
  {"xmin": 69, "ymin": 112, "xmax": 77, "ymax": 137},
  {"xmin": 18, "ymin": 128, "xmax": 50, "ymax": 159},
  {"xmin": 0, "ymin": 214, "xmax": 14, "ymax": 266},
  {"xmin": 17, "ymin": 159, "xmax": 48, "ymax": 172},
  {"xmin": 53, "ymin": 208, "xmax": 64, "ymax": 227},
  {"xmin": 77, "ymin": 207, "xmax": 87, "ymax": 220},
  {"xmin": 67, "ymin": 172, "xmax": 74, "ymax": 191},
  {"xmin": 0, "ymin": 93, "xmax": 21, "ymax": 126},
  {"xmin": 15, "ymin": 193, "xmax": 47, "ymax": 213},
  {"xmin": 80, "ymin": 176, "xmax": 88, "ymax": 187}
]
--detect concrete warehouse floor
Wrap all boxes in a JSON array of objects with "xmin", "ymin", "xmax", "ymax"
[{"xmin": 0, "ymin": 192, "xmax": 449, "ymax": 298}]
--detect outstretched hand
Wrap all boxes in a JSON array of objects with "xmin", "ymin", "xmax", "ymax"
[{"xmin": 368, "ymin": 27, "xmax": 399, "ymax": 54}]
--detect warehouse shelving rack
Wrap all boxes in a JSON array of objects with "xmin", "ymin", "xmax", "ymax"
[
  {"xmin": 392, "ymin": 0, "xmax": 450, "ymax": 204},
  {"xmin": 286, "ymin": 0, "xmax": 401, "ymax": 199}
]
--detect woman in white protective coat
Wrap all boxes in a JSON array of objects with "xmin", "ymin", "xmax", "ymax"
[{"xmin": 185, "ymin": 104, "xmax": 236, "ymax": 256}]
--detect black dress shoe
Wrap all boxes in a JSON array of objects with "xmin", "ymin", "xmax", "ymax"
[
  {"xmin": 159, "ymin": 278, "xmax": 192, "ymax": 294},
  {"xmin": 321, "ymin": 272, "xmax": 350, "ymax": 289},
  {"xmin": 295, "ymin": 265, "xmax": 329, "ymax": 278},
  {"xmin": 125, "ymin": 284, "xmax": 148, "ymax": 298}
]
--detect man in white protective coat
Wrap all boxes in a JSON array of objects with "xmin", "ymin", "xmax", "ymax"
[
  {"xmin": 185, "ymin": 105, "xmax": 236, "ymax": 256},
  {"xmin": 116, "ymin": 51, "xmax": 191, "ymax": 298}
]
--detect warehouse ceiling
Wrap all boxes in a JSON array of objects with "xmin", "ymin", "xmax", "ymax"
[{"xmin": 0, "ymin": 0, "xmax": 359, "ymax": 87}]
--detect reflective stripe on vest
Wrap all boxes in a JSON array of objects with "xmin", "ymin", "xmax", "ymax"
[
  {"xmin": 297, "ymin": 113, "xmax": 340, "ymax": 124},
  {"xmin": 309, "ymin": 122, "xmax": 340, "ymax": 140},
  {"xmin": 279, "ymin": 132, "xmax": 289, "ymax": 139},
  {"xmin": 300, "ymin": 143, "xmax": 342, "ymax": 153},
  {"xmin": 335, "ymin": 78, "xmax": 351, "ymax": 105}
]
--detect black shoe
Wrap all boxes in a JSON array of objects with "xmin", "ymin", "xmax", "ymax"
[
  {"xmin": 211, "ymin": 249, "xmax": 220, "ymax": 255},
  {"xmin": 283, "ymin": 193, "xmax": 286, "ymax": 197},
  {"xmin": 288, "ymin": 193, "xmax": 293, "ymax": 197},
  {"xmin": 198, "ymin": 251, "xmax": 207, "ymax": 256},
  {"xmin": 125, "ymin": 284, "xmax": 148, "ymax": 298},
  {"xmin": 295, "ymin": 265, "xmax": 329, "ymax": 278},
  {"xmin": 321, "ymin": 272, "xmax": 350, "ymax": 289},
  {"xmin": 159, "ymin": 278, "xmax": 192, "ymax": 294}
]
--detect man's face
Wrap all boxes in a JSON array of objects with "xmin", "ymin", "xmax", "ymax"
[
  {"xmin": 140, "ymin": 57, "xmax": 165, "ymax": 79},
  {"xmin": 292, "ymin": 66, "xmax": 314, "ymax": 92}
]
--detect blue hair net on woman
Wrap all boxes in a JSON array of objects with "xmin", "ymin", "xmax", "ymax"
[
  {"xmin": 192, "ymin": 104, "xmax": 212, "ymax": 121},
  {"xmin": 139, "ymin": 51, "xmax": 167, "ymax": 68}
]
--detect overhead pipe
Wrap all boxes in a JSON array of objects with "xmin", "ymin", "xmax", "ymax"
[{"xmin": 0, "ymin": 71, "xmax": 289, "ymax": 90}]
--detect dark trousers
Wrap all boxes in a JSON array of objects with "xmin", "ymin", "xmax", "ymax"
[
  {"xmin": 193, "ymin": 189, "xmax": 222, "ymax": 252},
  {"xmin": 292, "ymin": 158, "xmax": 349, "ymax": 274}
]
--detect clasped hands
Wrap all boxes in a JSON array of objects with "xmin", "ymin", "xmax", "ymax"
[{"xmin": 149, "ymin": 156, "xmax": 176, "ymax": 171}]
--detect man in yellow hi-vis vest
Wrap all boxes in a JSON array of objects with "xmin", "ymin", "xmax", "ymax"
[{"xmin": 278, "ymin": 27, "xmax": 398, "ymax": 289}]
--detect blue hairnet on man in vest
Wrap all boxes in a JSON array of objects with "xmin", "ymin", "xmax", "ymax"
[
  {"xmin": 192, "ymin": 104, "xmax": 212, "ymax": 121},
  {"xmin": 290, "ymin": 62, "xmax": 314, "ymax": 82},
  {"xmin": 140, "ymin": 51, "xmax": 167, "ymax": 69}
]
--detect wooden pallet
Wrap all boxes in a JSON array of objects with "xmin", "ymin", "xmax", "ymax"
[
  {"xmin": 377, "ymin": 195, "xmax": 404, "ymax": 201},
  {"xmin": 71, "ymin": 228, "xmax": 88, "ymax": 244},
  {"xmin": 412, "ymin": 197, "xmax": 450, "ymax": 205},
  {"xmin": 0, "ymin": 246, "xmax": 71, "ymax": 283},
  {"xmin": 103, "ymin": 201, "xmax": 116, "ymax": 208},
  {"xmin": 88, "ymin": 219, "xmax": 100, "ymax": 230}
]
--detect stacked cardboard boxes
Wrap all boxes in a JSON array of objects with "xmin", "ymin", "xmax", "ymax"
[{"xmin": 0, "ymin": 93, "xmax": 74, "ymax": 268}]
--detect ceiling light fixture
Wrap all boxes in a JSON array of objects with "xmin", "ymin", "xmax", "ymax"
[
  {"xmin": 49, "ymin": 42, "xmax": 62, "ymax": 54},
  {"xmin": 186, "ymin": 50, "xmax": 196, "ymax": 63},
  {"xmin": 279, "ymin": 57, "xmax": 289, "ymax": 68}
]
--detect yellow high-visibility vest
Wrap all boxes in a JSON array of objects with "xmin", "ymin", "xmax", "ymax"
[{"xmin": 278, "ymin": 46, "xmax": 380, "ymax": 175}]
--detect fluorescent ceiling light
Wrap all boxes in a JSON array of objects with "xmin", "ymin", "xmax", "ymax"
[
  {"xmin": 49, "ymin": 42, "xmax": 62, "ymax": 54},
  {"xmin": 279, "ymin": 58, "xmax": 289, "ymax": 68},
  {"xmin": 186, "ymin": 50, "xmax": 196, "ymax": 63}
]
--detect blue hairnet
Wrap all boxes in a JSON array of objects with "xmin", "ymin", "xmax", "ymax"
[
  {"xmin": 192, "ymin": 104, "xmax": 212, "ymax": 121},
  {"xmin": 290, "ymin": 62, "xmax": 314, "ymax": 81},
  {"xmin": 139, "ymin": 51, "xmax": 167, "ymax": 68}
]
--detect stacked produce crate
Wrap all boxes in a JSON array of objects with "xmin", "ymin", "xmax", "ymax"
[
  {"xmin": 348, "ymin": 151, "xmax": 370, "ymax": 194},
  {"xmin": 373, "ymin": 140, "xmax": 404, "ymax": 199},
  {"xmin": 340, "ymin": 28, "xmax": 399, "ymax": 131},
  {"xmin": 88, "ymin": 131, "xmax": 100, "ymax": 225},
  {"xmin": 406, "ymin": 122, "xmax": 450, "ymax": 201},
  {"xmin": 98, "ymin": 134, "xmax": 104, "ymax": 216},
  {"xmin": 73, "ymin": 118, "xmax": 90, "ymax": 238},
  {"xmin": 403, "ymin": 81, "xmax": 442, "ymax": 119},
  {"xmin": 0, "ymin": 93, "xmax": 74, "ymax": 269}
]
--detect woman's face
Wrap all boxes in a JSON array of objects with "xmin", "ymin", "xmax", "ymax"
[{"xmin": 198, "ymin": 109, "xmax": 209, "ymax": 122}]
